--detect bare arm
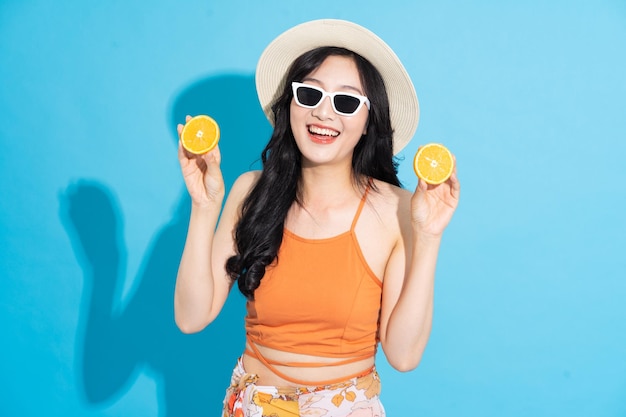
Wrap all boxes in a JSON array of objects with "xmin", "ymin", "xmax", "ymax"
[
  {"xmin": 174, "ymin": 197, "xmax": 223, "ymax": 333},
  {"xmin": 174, "ymin": 170, "xmax": 258, "ymax": 333},
  {"xmin": 173, "ymin": 115, "xmax": 258, "ymax": 332},
  {"xmin": 379, "ymin": 168, "xmax": 460, "ymax": 371},
  {"xmin": 379, "ymin": 228, "xmax": 441, "ymax": 371}
]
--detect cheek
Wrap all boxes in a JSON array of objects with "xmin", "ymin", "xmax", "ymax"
[
  {"xmin": 289, "ymin": 102, "xmax": 310, "ymax": 140},
  {"xmin": 288, "ymin": 102, "xmax": 296, "ymax": 132},
  {"xmin": 349, "ymin": 112, "xmax": 369, "ymax": 136},
  {"xmin": 289, "ymin": 100, "xmax": 304, "ymax": 125}
]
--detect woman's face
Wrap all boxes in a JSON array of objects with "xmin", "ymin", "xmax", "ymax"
[{"xmin": 289, "ymin": 55, "xmax": 369, "ymax": 168}]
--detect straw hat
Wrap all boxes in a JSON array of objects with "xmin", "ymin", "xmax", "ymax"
[{"xmin": 255, "ymin": 19, "xmax": 419, "ymax": 155}]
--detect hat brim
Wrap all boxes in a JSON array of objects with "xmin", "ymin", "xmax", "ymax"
[{"xmin": 255, "ymin": 19, "xmax": 419, "ymax": 155}]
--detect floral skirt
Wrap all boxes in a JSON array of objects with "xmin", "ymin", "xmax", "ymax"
[{"xmin": 222, "ymin": 357, "xmax": 385, "ymax": 417}]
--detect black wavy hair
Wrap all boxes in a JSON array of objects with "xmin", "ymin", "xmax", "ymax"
[{"xmin": 226, "ymin": 46, "xmax": 400, "ymax": 299}]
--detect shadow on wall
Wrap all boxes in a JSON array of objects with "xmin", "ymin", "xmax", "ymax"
[{"xmin": 59, "ymin": 73, "xmax": 271, "ymax": 417}]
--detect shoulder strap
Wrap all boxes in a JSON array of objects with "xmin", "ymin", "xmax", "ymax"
[{"xmin": 350, "ymin": 182, "xmax": 371, "ymax": 232}]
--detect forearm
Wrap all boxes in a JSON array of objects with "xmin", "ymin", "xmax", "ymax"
[
  {"xmin": 383, "ymin": 233, "xmax": 441, "ymax": 371},
  {"xmin": 174, "ymin": 203, "xmax": 221, "ymax": 333}
]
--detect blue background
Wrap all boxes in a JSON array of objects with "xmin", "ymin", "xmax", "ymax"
[{"xmin": 1, "ymin": 1, "xmax": 625, "ymax": 416}]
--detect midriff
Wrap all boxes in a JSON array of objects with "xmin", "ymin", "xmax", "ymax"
[{"xmin": 242, "ymin": 343, "xmax": 375, "ymax": 386}]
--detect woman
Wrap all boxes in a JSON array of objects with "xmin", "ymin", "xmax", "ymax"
[{"xmin": 175, "ymin": 19, "xmax": 460, "ymax": 416}]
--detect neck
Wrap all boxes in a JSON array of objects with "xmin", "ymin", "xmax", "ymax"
[{"xmin": 299, "ymin": 164, "xmax": 360, "ymax": 207}]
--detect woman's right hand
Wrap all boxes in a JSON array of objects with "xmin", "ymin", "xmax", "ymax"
[{"xmin": 177, "ymin": 115, "xmax": 225, "ymax": 208}]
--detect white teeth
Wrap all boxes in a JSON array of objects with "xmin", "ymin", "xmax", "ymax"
[{"xmin": 308, "ymin": 126, "xmax": 339, "ymax": 137}]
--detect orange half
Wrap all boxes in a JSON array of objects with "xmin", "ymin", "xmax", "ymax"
[
  {"xmin": 180, "ymin": 115, "xmax": 220, "ymax": 154},
  {"xmin": 413, "ymin": 143, "xmax": 454, "ymax": 185}
]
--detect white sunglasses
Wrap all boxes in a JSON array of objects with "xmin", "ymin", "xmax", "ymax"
[{"xmin": 291, "ymin": 82, "xmax": 370, "ymax": 116}]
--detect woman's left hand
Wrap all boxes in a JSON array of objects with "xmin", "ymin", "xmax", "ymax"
[{"xmin": 411, "ymin": 156, "xmax": 460, "ymax": 237}]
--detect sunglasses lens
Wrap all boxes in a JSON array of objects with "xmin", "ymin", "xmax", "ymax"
[
  {"xmin": 334, "ymin": 95, "xmax": 361, "ymax": 115},
  {"xmin": 296, "ymin": 86, "xmax": 323, "ymax": 107}
]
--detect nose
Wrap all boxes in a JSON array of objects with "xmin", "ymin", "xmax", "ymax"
[{"xmin": 311, "ymin": 96, "xmax": 334, "ymax": 120}]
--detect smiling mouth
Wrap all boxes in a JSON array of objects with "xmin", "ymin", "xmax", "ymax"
[{"xmin": 308, "ymin": 125, "xmax": 339, "ymax": 138}]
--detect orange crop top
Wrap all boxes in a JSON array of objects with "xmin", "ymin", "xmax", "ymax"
[{"xmin": 244, "ymin": 186, "xmax": 383, "ymax": 384}]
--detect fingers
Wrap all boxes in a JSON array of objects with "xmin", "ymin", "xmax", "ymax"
[
  {"xmin": 416, "ymin": 177, "xmax": 428, "ymax": 192},
  {"xmin": 449, "ymin": 154, "xmax": 459, "ymax": 184},
  {"xmin": 444, "ymin": 154, "xmax": 460, "ymax": 201},
  {"xmin": 177, "ymin": 139, "xmax": 194, "ymax": 161},
  {"xmin": 202, "ymin": 145, "xmax": 222, "ymax": 172},
  {"xmin": 177, "ymin": 115, "xmax": 193, "ymax": 137},
  {"xmin": 177, "ymin": 139, "xmax": 190, "ymax": 161},
  {"xmin": 177, "ymin": 116, "xmax": 196, "ymax": 165},
  {"xmin": 177, "ymin": 115, "xmax": 193, "ymax": 160},
  {"xmin": 449, "ymin": 171, "xmax": 460, "ymax": 196}
]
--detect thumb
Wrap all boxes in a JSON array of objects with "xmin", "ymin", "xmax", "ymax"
[
  {"xmin": 202, "ymin": 145, "xmax": 222, "ymax": 178},
  {"xmin": 416, "ymin": 177, "xmax": 428, "ymax": 193}
]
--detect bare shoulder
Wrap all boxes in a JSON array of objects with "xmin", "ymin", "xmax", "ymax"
[
  {"xmin": 366, "ymin": 179, "xmax": 413, "ymax": 228},
  {"xmin": 227, "ymin": 170, "xmax": 262, "ymax": 203},
  {"xmin": 231, "ymin": 170, "xmax": 262, "ymax": 193},
  {"xmin": 356, "ymin": 179, "xmax": 412, "ymax": 280},
  {"xmin": 218, "ymin": 170, "xmax": 261, "ymax": 225}
]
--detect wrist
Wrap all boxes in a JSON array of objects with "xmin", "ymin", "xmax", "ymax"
[
  {"xmin": 190, "ymin": 199, "xmax": 222, "ymax": 216},
  {"xmin": 412, "ymin": 228, "xmax": 443, "ymax": 246}
]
